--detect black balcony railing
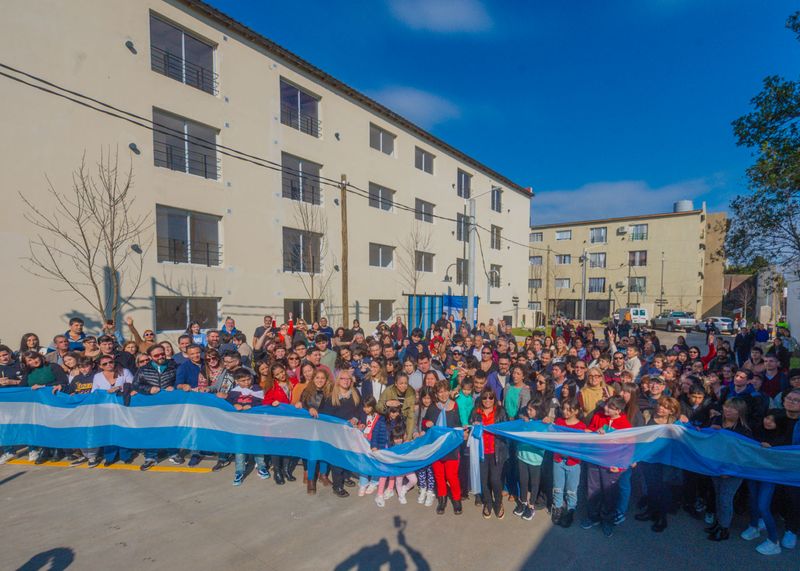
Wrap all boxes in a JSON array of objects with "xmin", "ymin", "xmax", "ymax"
[
  {"xmin": 281, "ymin": 177, "xmax": 321, "ymax": 205},
  {"xmin": 150, "ymin": 45, "xmax": 218, "ymax": 95},
  {"xmin": 157, "ymin": 238, "xmax": 222, "ymax": 267},
  {"xmin": 153, "ymin": 141, "xmax": 220, "ymax": 180},
  {"xmin": 280, "ymin": 103, "xmax": 321, "ymax": 138}
]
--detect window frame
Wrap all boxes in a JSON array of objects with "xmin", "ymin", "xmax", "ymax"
[
  {"xmin": 281, "ymin": 152, "xmax": 322, "ymax": 205},
  {"xmin": 457, "ymin": 169, "xmax": 472, "ymax": 199},
  {"xmin": 152, "ymin": 108, "xmax": 219, "ymax": 180},
  {"xmin": 279, "ymin": 79, "xmax": 321, "ymax": 138},
  {"xmin": 630, "ymin": 224, "xmax": 649, "ymax": 241},
  {"xmin": 415, "ymin": 250, "xmax": 434, "ymax": 273},
  {"xmin": 156, "ymin": 205, "xmax": 222, "ymax": 267},
  {"xmin": 629, "ymin": 276, "xmax": 647, "ymax": 293},
  {"xmin": 491, "ymin": 187, "xmax": 503, "ymax": 213},
  {"xmin": 154, "ymin": 296, "xmax": 218, "ymax": 332},
  {"xmin": 490, "ymin": 225, "xmax": 502, "ymax": 250},
  {"xmin": 588, "ymin": 277, "xmax": 606, "ymax": 293},
  {"xmin": 629, "ymin": 250, "xmax": 648, "ymax": 267},
  {"xmin": 149, "ymin": 14, "xmax": 217, "ymax": 95},
  {"xmin": 529, "ymin": 256, "xmax": 543, "ymax": 266},
  {"xmin": 589, "ymin": 226, "xmax": 607, "ymax": 244},
  {"xmin": 368, "ymin": 182, "xmax": 395, "ymax": 212},
  {"xmin": 456, "ymin": 212, "xmax": 470, "ymax": 242},
  {"xmin": 588, "ymin": 252, "xmax": 606, "ymax": 268},
  {"xmin": 414, "ymin": 147, "xmax": 435, "ymax": 174},
  {"xmin": 369, "ymin": 123, "xmax": 395, "ymax": 155},
  {"xmin": 555, "ymin": 278, "xmax": 571, "ymax": 289},
  {"xmin": 456, "ymin": 258, "xmax": 468, "ymax": 285},
  {"xmin": 528, "ymin": 278, "xmax": 542, "ymax": 289},
  {"xmin": 369, "ymin": 299, "xmax": 394, "ymax": 322},
  {"xmin": 489, "ymin": 264, "xmax": 502, "ymax": 288},
  {"xmin": 414, "ymin": 198, "xmax": 435, "ymax": 223},
  {"xmin": 530, "ymin": 232, "xmax": 543, "ymax": 242},
  {"xmin": 282, "ymin": 227, "xmax": 322, "ymax": 273},
  {"xmin": 555, "ymin": 254, "xmax": 572, "ymax": 265},
  {"xmin": 368, "ymin": 242, "xmax": 395, "ymax": 268}
]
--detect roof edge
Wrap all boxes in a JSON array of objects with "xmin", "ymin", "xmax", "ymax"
[{"xmin": 530, "ymin": 209, "xmax": 712, "ymax": 229}]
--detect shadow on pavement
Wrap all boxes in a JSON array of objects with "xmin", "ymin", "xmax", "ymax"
[
  {"xmin": 16, "ymin": 547, "xmax": 75, "ymax": 571},
  {"xmin": 0, "ymin": 471, "xmax": 25, "ymax": 485},
  {"xmin": 333, "ymin": 516, "xmax": 430, "ymax": 571}
]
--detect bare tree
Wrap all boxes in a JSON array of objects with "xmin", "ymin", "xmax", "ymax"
[
  {"xmin": 286, "ymin": 198, "xmax": 336, "ymax": 323},
  {"xmin": 732, "ymin": 280, "xmax": 756, "ymax": 321},
  {"xmin": 397, "ymin": 223, "xmax": 432, "ymax": 297},
  {"xmin": 19, "ymin": 148, "xmax": 151, "ymax": 323}
]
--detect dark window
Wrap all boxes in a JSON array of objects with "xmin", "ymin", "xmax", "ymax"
[
  {"xmin": 491, "ymin": 187, "xmax": 502, "ymax": 212},
  {"xmin": 369, "ymin": 243, "xmax": 394, "ymax": 268},
  {"xmin": 150, "ymin": 15, "xmax": 216, "ymax": 94},
  {"xmin": 368, "ymin": 183, "xmax": 394, "ymax": 211},
  {"xmin": 415, "ymin": 251, "xmax": 434, "ymax": 272},
  {"xmin": 629, "ymin": 250, "xmax": 648, "ymax": 267},
  {"xmin": 369, "ymin": 124, "xmax": 395, "ymax": 155},
  {"xmin": 490, "ymin": 225, "xmax": 502, "ymax": 250},
  {"xmin": 489, "ymin": 264, "xmax": 502, "ymax": 288},
  {"xmin": 369, "ymin": 300, "xmax": 394, "ymax": 321},
  {"xmin": 283, "ymin": 299, "xmax": 321, "ymax": 322},
  {"xmin": 155, "ymin": 297, "xmax": 217, "ymax": 332},
  {"xmin": 153, "ymin": 109, "xmax": 218, "ymax": 180},
  {"xmin": 282, "ymin": 153, "xmax": 321, "ymax": 205},
  {"xmin": 456, "ymin": 212, "xmax": 470, "ymax": 242},
  {"xmin": 415, "ymin": 199, "xmax": 434, "ymax": 223},
  {"xmin": 283, "ymin": 227, "xmax": 322, "ymax": 273},
  {"xmin": 457, "ymin": 169, "xmax": 471, "ymax": 199},
  {"xmin": 588, "ymin": 277, "xmax": 606, "ymax": 293},
  {"xmin": 529, "ymin": 279, "xmax": 542, "ymax": 289},
  {"xmin": 156, "ymin": 205, "xmax": 221, "ymax": 266},
  {"xmin": 415, "ymin": 147, "xmax": 434, "ymax": 174},
  {"xmin": 280, "ymin": 80, "xmax": 320, "ymax": 137},
  {"xmin": 456, "ymin": 258, "xmax": 468, "ymax": 285}
]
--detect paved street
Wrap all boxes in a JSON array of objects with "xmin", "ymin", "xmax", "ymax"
[{"xmin": 1, "ymin": 460, "xmax": 794, "ymax": 571}]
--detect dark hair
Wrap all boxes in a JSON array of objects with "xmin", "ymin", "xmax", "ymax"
[
  {"xmin": 362, "ymin": 396, "xmax": 377, "ymax": 409},
  {"xmin": 231, "ymin": 368, "xmax": 252, "ymax": 382},
  {"xmin": 315, "ymin": 334, "xmax": 329, "ymax": 344},
  {"xmin": 178, "ymin": 334, "xmax": 192, "ymax": 343},
  {"xmin": 0, "ymin": 344, "xmax": 12, "ymax": 356},
  {"xmin": 69, "ymin": 317, "xmax": 85, "ymax": 326},
  {"xmin": 606, "ymin": 395, "xmax": 626, "ymax": 412},
  {"xmin": 223, "ymin": 351, "xmax": 242, "ymax": 363},
  {"xmin": 98, "ymin": 335, "xmax": 115, "ymax": 344},
  {"xmin": 18, "ymin": 333, "xmax": 40, "ymax": 354},
  {"xmin": 233, "ymin": 332, "xmax": 247, "ymax": 343},
  {"xmin": 390, "ymin": 424, "xmax": 406, "ymax": 443},
  {"xmin": 474, "ymin": 369, "xmax": 488, "ymax": 380},
  {"xmin": 146, "ymin": 344, "xmax": 165, "ymax": 356}
]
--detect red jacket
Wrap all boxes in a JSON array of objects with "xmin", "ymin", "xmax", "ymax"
[
  {"xmin": 263, "ymin": 382, "xmax": 292, "ymax": 405},
  {"xmin": 587, "ymin": 411, "xmax": 631, "ymax": 433},
  {"xmin": 553, "ymin": 418, "xmax": 587, "ymax": 465}
]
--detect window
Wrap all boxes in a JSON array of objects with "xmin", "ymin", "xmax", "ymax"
[
  {"xmin": 588, "ymin": 252, "xmax": 606, "ymax": 268},
  {"xmin": 369, "ymin": 123, "xmax": 395, "ymax": 155},
  {"xmin": 415, "ymin": 251, "xmax": 434, "ymax": 272},
  {"xmin": 415, "ymin": 198, "xmax": 435, "ymax": 223},
  {"xmin": 155, "ymin": 296, "xmax": 217, "ymax": 331},
  {"xmin": 556, "ymin": 254, "xmax": 571, "ymax": 265},
  {"xmin": 156, "ymin": 206, "xmax": 221, "ymax": 266},
  {"xmin": 490, "ymin": 225, "xmax": 502, "ymax": 250},
  {"xmin": 369, "ymin": 299, "xmax": 394, "ymax": 322},
  {"xmin": 529, "ymin": 279, "xmax": 542, "ymax": 289},
  {"xmin": 153, "ymin": 109, "xmax": 218, "ymax": 180},
  {"xmin": 456, "ymin": 169, "xmax": 472, "ymax": 199},
  {"xmin": 555, "ymin": 278, "xmax": 571, "ymax": 289},
  {"xmin": 368, "ymin": 182, "xmax": 394, "ymax": 211},
  {"xmin": 528, "ymin": 301, "xmax": 542, "ymax": 311},
  {"xmin": 456, "ymin": 212, "xmax": 470, "ymax": 242},
  {"xmin": 280, "ymin": 80, "xmax": 320, "ymax": 137},
  {"xmin": 282, "ymin": 153, "xmax": 321, "ymax": 205},
  {"xmin": 282, "ymin": 227, "xmax": 322, "ymax": 273},
  {"xmin": 555, "ymin": 230, "xmax": 572, "ymax": 240},
  {"xmin": 630, "ymin": 224, "xmax": 649, "ymax": 241},
  {"xmin": 415, "ymin": 147, "xmax": 434, "ymax": 174},
  {"xmin": 491, "ymin": 187, "xmax": 502, "ymax": 213},
  {"xmin": 150, "ymin": 15, "xmax": 216, "ymax": 95},
  {"xmin": 530, "ymin": 232, "xmax": 543, "ymax": 242},
  {"xmin": 629, "ymin": 250, "xmax": 648, "ymax": 267},
  {"xmin": 489, "ymin": 265, "xmax": 502, "ymax": 288},
  {"xmin": 456, "ymin": 258, "xmax": 468, "ymax": 285},
  {"xmin": 590, "ymin": 227, "xmax": 607, "ymax": 244},
  {"xmin": 283, "ymin": 299, "xmax": 321, "ymax": 322},
  {"xmin": 369, "ymin": 243, "xmax": 394, "ymax": 268},
  {"xmin": 529, "ymin": 256, "xmax": 543, "ymax": 266},
  {"xmin": 588, "ymin": 277, "xmax": 606, "ymax": 293},
  {"xmin": 629, "ymin": 276, "xmax": 646, "ymax": 293}
]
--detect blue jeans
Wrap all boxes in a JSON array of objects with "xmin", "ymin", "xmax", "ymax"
[
  {"xmin": 616, "ymin": 466, "xmax": 633, "ymax": 515},
  {"xmin": 103, "ymin": 446, "xmax": 132, "ymax": 463},
  {"xmin": 145, "ymin": 448, "xmax": 177, "ymax": 461},
  {"xmin": 552, "ymin": 459, "xmax": 581, "ymax": 510},
  {"xmin": 748, "ymin": 480, "xmax": 777, "ymax": 542},
  {"xmin": 359, "ymin": 475, "xmax": 378, "ymax": 488},
  {"xmin": 713, "ymin": 476, "xmax": 744, "ymax": 528},
  {"xmin": 234, "ymin": 453, "xmax": 266, "ymax": 474}
]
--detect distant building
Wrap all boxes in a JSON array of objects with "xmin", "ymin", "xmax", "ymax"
[{"xmin": 528, "ymin": 202, "xmax": 726, "ymax": 320}]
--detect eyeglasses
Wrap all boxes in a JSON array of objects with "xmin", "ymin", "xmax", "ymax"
[
  {"xmin": 784, "ymin": 397, "xmax": 800, "ymax": 403},
  {"xmin": 482, "ymin": 396, "xmax": 495, "ymax": 401},
  {"xmin": 482, "ymin": 352, "xmax": 492, "ymax": 355},
  {"xmin": 100, "ymin": 361, "xmax": 114, "ymax": 367},
  {"xmin": 288, "ymin": 356, "xmax": 300, "ymax": 361},
  {"xmin": 144, "ymin": 332, "xmax": 155, "ymax": 338},
  {"xmin": 588, "ymin": 373, "xmax": 603, "ymax": 378},
  {"xmin": 150, "ymin": 352, "xmax": 165, "ymax": 358}
]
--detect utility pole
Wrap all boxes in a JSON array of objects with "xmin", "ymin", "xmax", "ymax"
[
  {"xmin": 466, "ymin": 197, "xmax": 477, "ymax": 332},
  {"xmin": 658, "ymin": 251, "xmax": 665, "ymax": 313},
  {"xmin": 544, "ymin": 245, "xmax": 551, "ymax": 322},
  {"xmin": 461, "ymin": 203, "xmax": 467, "ymax": 302},
  {"xmin": 626, "ymin": 263, "xmax": 632, "ymax": 306},
  {"xmin": 580, "ymin": 247, "xmax": 587, "ymax": 323},
  {"xmin": 340, "ymin": 174, "xmax": 349, "ymax": 325}
]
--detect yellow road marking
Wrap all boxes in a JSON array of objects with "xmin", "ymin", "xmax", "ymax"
[{"xmin": 5, "ymin": 459, "xmax": 211, "ymax": 473}]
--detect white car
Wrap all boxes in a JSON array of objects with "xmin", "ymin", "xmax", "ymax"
[{"xmin": 695, "ymin": 316, "xmax": 734, "ymax": 333}]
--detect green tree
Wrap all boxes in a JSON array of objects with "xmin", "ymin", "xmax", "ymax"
[{"xmin": 728, "ymin": 12, "xmax": 800, "ymax": 276}]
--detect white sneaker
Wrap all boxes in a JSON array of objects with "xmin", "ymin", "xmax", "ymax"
[
  {"xmin": 384, "ymin": 489, "xmax": 395, "ymax": 500},
  {"xmin": 0, "ymin": 452, "xmax": 15, "ymax": 464},
  {"xmin": 756, "ymin": 540, "xmax": 782, "ymax": 556},
  {"xmin": 375, "ymin": 494, "xmax": 385, "ymax": 508},
  {"xmin": 417, "ymin": 489, "xmax": 427, "ymax": 504},
  {"xmin": 358, "ymin": 486, "xmax": 366, "ymax": 497},
  {"xmin": 782, "ymin": 530, "xmax": 797, "ymax": 549},
  {"xmin": 28, "ymin": 450, "xmax": 40, "ymax": 462},
  {"xmin": 424, "ymin": 490, "xmax": 435, "ymax": 507},
  {"xmin": 365, "ymin": 483, "xmax": 378, "ymax": 495},
  {"xmin": 740, "ymin": 526, "xmax": 761, "ymax": 541},
  {"xmin": 398, "ymin": 489, "xmax": 407, "ymax": 505}
]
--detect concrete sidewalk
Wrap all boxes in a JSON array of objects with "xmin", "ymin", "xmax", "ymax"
[{"xmin": 1, "ymin": 462, "xmax": 795, "ymax": 571}]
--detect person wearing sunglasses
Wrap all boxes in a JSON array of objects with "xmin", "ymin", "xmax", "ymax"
[
  {"xmin": 92, "ymin": 356, "xmax": 134, "ymax": 466},
  {"xmin": 124, "ymin": 316, "xmax": 157, "ymax": 354},
  {"xmin": 132, "ymin": 344, "xmax": 179, "ymax": 471},
  {"xmin": 470, "ymin": 387, "xmax": 509, "ymax": 519}
]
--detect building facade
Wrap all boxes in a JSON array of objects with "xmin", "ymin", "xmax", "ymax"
[
  {"xmin": 528, "ymin": 204, "xmax": 725, "ymax": 321},
  {"xmin": 1, "ymin": 0, "xmax": 531, "ymax": 343}
]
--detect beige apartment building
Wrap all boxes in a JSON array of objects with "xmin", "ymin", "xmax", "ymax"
[
  {"xmin": 0, "ymin": 0, "xmax": 531, "ymax": 343},
  {"xmin": 528, "ymin": 202, "xmax": 725, "ymax": 321}
]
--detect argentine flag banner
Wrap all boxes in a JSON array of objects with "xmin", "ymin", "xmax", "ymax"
[{"xmin": 1, "ymin": 388, "xmax": 799, "ymax": 485}]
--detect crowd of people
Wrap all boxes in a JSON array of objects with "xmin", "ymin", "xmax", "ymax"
[{"xmin": 1, "ymin": 312, "xmax": 799, "ymax": 557}]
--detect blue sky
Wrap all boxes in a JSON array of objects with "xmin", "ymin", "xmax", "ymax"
[{"xmin": 207, "ymin": 0, "xmax": 799, "ymax": 224}]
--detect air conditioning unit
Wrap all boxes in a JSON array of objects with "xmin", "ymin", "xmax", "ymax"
[
  {"xmin": 615, "ymin": 281, "xmax": 624, "ymax": 289},
  {"xmin": 616, "ymin": 226, "xmax": 628, "ymax": 235}
]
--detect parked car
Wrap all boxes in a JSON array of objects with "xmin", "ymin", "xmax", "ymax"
[
  {"xmin": 694, "ymin": 316, "xmax": 734, "ymax": 334},
  {"xmin": 651, "ymin": 311, "xmax": 697, "ymax": 332},
  {"xmin": 614, "ymin": 307, "xmax": 650, "ymax": 326}
]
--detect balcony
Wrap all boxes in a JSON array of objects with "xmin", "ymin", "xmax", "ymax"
[
  {"xmin": 280, "ymin": 103, "xmax": 321, "ymax": 138},
  {"xmin": 157, "ymin": 238, "xmax": 222, "ymax": 267},
  {"xmin": 153, "ymin": 141, "xmax": 220, "ymax": 181},
  {"xmin": 282, "ymin": 177, "xmax": 321, "ymax": 205},
  {"xmin": 150, "ymin": 45, "xmax": 218, "ymax": 95}
]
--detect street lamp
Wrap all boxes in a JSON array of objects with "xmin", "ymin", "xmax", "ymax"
[{"xmin": 442, "ymin": 262, "xmax": 457, "ymax": 283}]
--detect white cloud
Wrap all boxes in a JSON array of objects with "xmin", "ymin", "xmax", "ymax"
[
  {"xmin": 531, "ymin": 178, "xmax": 713, "ymax": 225},
  {"xmin": 367, "ymin": 86, "xmax": 461, "ymax": 129},
  {"xmin": 387, "ymin": 0, "xmax": 492, "ymax": 33}
]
